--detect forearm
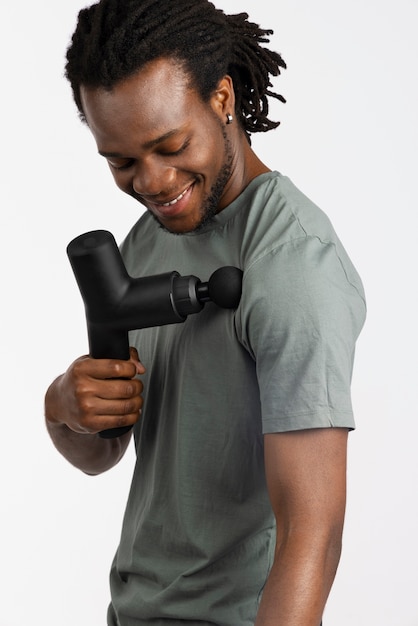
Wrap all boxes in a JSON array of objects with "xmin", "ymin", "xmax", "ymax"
[
  {"xmin": 255, "ymin": 529, "xmax": 342, "ymax": 626},
  {"xmin": 45, "ymin": 418, "xmax": 130, "ymax": 475}
]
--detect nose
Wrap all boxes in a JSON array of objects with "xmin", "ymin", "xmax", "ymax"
[{"xmin": 132, "ymin": 159, "xmax": 176, "ymax": 198}]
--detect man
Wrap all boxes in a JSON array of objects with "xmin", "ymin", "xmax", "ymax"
[{"xmin": 45, "ymin": 1, "xmax": 366, "ymax": 624}]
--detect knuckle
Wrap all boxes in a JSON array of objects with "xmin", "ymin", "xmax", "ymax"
[
  {"xmin": 124, "ymin": 380, "xmax": 143, "ymax": 397},
  {"xmin": 74, "ymin": 379, "xmax": 88, "ymax": 398},
  {"xmin": 124, "ymin": 382, "xmax": 135, "ymax": 397},
  {"xmin": 71, "ymin": 358, "xmax": 88, "ymax": 380},
  {"xmin": 112, "ymin": 362, "xmax": 123, "ymax": 377},
  {"xmin": 112, "ymin": 361, "xmax": 134, "ymax": 378},
  {"xmin": 78, "ymin": 396, "xmax": 95, "ymax": 418},
  {"xmin": 123, "ymin": 399, "xmax": 136, "ymax": 415},
  {"xmin": 115, "ymin": 414, "xmax": 128, "ymax": 428}
]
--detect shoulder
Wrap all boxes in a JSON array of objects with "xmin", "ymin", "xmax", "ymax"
[
  {"xmin": 237, "ymin": 172, "xmax": 333, "ymax": 266},
  {"xmin": 237, "ymin": 172, "xmax": 363, "ymax": 300},
  {"xmin": 236, "ymin": 173, "xmax": 366, "ymax": 355}
]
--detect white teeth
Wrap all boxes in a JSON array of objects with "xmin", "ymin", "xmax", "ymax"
[{"xmin": 162, "ymin": 187, "xmax": 188, "ymax": 206}]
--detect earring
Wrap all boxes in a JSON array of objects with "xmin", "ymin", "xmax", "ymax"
[{"xmin": 226, "ymin": 113, "xmax": 234, "ymax": 125}]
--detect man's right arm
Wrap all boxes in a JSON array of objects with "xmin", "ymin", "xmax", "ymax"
[{"xmin": 44, "ymin": 348, "xmax": 145, "ymax": 475}]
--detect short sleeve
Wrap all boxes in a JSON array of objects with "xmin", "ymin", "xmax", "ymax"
[{"xmin": 237, "ymin": 236, "xmax": 366, "ymax": 434}]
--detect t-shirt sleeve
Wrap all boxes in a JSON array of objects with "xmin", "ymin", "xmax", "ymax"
[{"xmin": 237, "ymin": 235, "xmax": 366, "ymax": 434}]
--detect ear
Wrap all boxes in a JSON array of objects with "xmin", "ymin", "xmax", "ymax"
[{"xmin": 210, "ymin": 75, "xmax": 235, "ymax": 121}]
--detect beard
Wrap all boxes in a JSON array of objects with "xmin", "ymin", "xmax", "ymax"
[{"xmin": 150, "ymin": 125, "xmax": 234, "ymax": 235}]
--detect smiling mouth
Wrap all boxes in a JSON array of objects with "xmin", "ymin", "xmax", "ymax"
[{"xmin": 158, "ymin": 185, "xmax": 192, "ymax": 207}]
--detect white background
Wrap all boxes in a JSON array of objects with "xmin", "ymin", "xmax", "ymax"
[{"xmin": 1, "ymin": 0, "xmax": 417, "ymax": 624}]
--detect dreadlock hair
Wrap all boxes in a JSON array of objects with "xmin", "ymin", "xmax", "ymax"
[{"xmin": 65, "ymin": 0, "xmax": 286, "ymax": 141}]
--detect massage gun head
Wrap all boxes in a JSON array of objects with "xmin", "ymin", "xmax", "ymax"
[
  {"xmin": 207, "ymin": 266, "xmax": 243, "ymax": 309},
  {"xmin": 174, "ymin": 266, "xmax": 243, "ymax": 317}
]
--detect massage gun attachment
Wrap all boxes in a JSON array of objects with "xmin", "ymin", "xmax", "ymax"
[{"xmin": 67, "ymin": 229, "xmax": 243, "ymax": 438}]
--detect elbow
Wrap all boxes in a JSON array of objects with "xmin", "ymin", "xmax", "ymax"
[{"xmin": 275, "ymin": 515, "xmax": 345, "ymax": 574}]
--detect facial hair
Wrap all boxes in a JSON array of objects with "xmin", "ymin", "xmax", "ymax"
[{"xmin": 150, "ymin": 125, "xmax": 234, "ymax": 235}]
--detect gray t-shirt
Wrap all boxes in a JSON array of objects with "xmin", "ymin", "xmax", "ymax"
[{"xmin": 107, "ymin": 172, "xmax": 366, "ymax": 625}]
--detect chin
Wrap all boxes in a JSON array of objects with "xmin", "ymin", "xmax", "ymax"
[{"xmin": 149, "ymin": 208, "xmax": 212, "ymax": 235}]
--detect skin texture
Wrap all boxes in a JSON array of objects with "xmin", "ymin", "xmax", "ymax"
[{"xmin": 45, "ymin": 56, "xmax": 348, "ymax": 624}]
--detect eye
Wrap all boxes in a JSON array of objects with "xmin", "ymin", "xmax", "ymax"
[
  {"xmin": 162, "ymin": 139, "xmax": 190, "ymax": 157},
  {"xmin": 108, "ymin": 159, "xmax": 135, "ymax": 171}
]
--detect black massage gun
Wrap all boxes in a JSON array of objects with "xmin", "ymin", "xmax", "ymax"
[{"xmin": 67, "ymin": 229, "xmax": 243, "ymax": 439}]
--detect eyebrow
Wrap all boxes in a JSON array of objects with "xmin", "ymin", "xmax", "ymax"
[{"xmin": 98, "ymin": 128, "xmax": 180, "ymax": 158}]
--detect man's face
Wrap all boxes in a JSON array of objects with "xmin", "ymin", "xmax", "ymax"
[{"xmin": 80, "ymin": 58, "xmax": 236, "ymax": 233}]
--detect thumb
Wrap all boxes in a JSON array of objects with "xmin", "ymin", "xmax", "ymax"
[{"xmin": 129, "ymin": 346, "xmax": 146, "ymax": 375}]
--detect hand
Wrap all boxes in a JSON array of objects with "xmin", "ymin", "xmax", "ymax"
[{"xmin": 45, "ymin": 347, "xmax": 145, "ymax": 435}]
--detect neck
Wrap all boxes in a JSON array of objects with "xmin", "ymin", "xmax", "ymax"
[{"xmin": 220, "ymin": 132, "xmax": 270, "ymax": 210}]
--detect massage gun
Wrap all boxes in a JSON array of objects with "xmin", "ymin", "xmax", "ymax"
[{"xmin": 67, "ymin": 229, "xmax": 243, "ymax": 439}]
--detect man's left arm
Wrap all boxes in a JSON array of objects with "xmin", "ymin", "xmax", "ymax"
[{"xmin": 255, "ymin": 427, "xmax": 349, "ymax": 626}]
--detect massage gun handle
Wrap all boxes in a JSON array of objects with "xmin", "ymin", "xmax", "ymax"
[
  {"xmin": 67, "ymin": 230, "xmax": 143, "ymax": 439},
  {"xmin": 99, "ymin": 424, "xmax": 133, "ymax": 439},
  {"xmin": 87, "ymin": 326, "xmax": 135, "ymax": 439}
]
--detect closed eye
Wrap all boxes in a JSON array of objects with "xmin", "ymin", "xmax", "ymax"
[
  {"xmin": 105, "ymin": 138, "xmax": 190, "ymax": 170},
  {"xmin": 162, "ymin": 139, "xmax": 190, "ymax": 157},
  {"xmin": 108, "ymin": 159, "xmax": 135, "ymax": 171}
]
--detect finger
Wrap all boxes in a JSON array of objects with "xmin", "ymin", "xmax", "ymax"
[
  {"xmin": 75, "ymin": 356, "xmax": 141, "ymax": 381},
  {"xmin": 93, "ymin": 398, "xmax": 143, "ymax": 433},
  {"xmin": 90, "ymin": 395, "xmax": 143, "ymax": 418},
  {"xmin": 76, "ymin": 408, "xmax": 141, "ymax": 435},
  {"xmin": 94, "ymin": 378, "xmax": 143, "ymax": 401},
  {"xmin": 76, "ymin": 394, "xmax": 143, "ymax": 433},
  {"xmin": 95, "ymin": 411, "xmax": 140, "ymax": 434},
  {"xmin": 129, "ymin": 346, "xmax": 146, "ymax": 375}
]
